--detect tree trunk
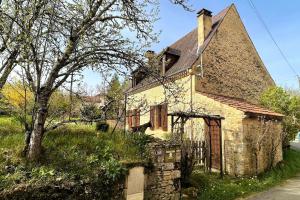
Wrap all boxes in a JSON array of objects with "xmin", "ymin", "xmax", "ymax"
[
  {"xmin": 0, "ymin": 50, "xmax": 18, "ymax": 91},
  {"xmin": 27, "ymin": 95, "xmax": 49, "ymax": 160}
]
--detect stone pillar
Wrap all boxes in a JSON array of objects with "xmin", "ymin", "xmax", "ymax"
[{"xmin": 144, "ymin": 139, "xmax": 181, "ymax": 200}]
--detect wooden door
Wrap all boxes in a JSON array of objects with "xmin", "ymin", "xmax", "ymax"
[{"xmin": 205, "ymin": 119, "xmax": 221, "ymax": 170}]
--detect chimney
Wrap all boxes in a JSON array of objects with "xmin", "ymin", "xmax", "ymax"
[
  {"xmin": 197, "ymin": 9, "xmax": 212, "ymax": 47},
  {"xmin": 145, "ymin": 50, "xmax": 155, "ymax": 60}
]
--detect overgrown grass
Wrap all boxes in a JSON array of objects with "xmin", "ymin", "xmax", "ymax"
[
  {"xmin": 0, "ymin": 116, "xmax": 148, "ymax": 192},
  {"xmin": 188, "ymin": 149, "xmax": 300, "ymax": 200}
]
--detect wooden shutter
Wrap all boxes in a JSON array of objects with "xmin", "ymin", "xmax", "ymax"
[
  {"xmin": 161, "ymin": 104, "xmax": 168, "ymax": 131},
  {"xmin": 136, "ymin": 110, "xmax": 140, "ymax": 127},
  {"xmin": 126, "ymin": 110, "xmax": 129, "ymax": 128},
  {"xmin": 150, "ymin": 106, "xmax": 155, "ymax": 130},
  {"xmin": 128, "ymin": 110, "xmax": 133, "ymax": 128},
  {"xmin": 132, "ymin": 109, "xmax": 136, "ymax": 127},
  {"xmin": 155, "ymin": 105, "xmax": 161, "ymax": 128}
]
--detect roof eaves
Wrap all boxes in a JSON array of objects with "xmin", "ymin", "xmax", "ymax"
[{"xmin": 198, "ymin": 91, "xmax": 284, "ymax": 118}]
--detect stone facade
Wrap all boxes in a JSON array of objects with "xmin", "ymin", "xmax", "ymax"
[
  {"xmin": 126, "ymin": 4, "xmax": 283, "ymax": 177},
  {"xmin": 242, "ymin": 118, "xmax": 283, "ymax": 175},
  {"xmin": 195, "ymin": 5, "xmax": 275, "ymax": 104},
  {"xmin": 193, "ymin": 92, "xmax": 245, "ymax": 175}
]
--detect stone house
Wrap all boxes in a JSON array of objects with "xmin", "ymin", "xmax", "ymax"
[
  {"xmin": 82, "ymin": 93, "xmax": 106, "ymax": 108},
  {"xmin": 125, "ymin": 4, "xmax": 284, "ymax": 176}
]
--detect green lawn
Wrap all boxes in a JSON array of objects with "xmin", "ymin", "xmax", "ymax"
[
  {"xmin": 0, "ymin": 116, "xmax": 148, "ymax": 196},
  {"xmin": 187, "ymin": 148, "xmax": 300, "ymax": 200}
]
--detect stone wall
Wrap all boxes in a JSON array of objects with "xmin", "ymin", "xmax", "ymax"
[
  {"xmin": 194, "ymin": 92, "xmax": 245, "ymax": 176},
  {"xmin": 195, "ymin": 5, "xmax": 275, "ymax": 104},
  {"xmin": 106, "ymin": 119, "xmax": 124, "ymax": 129},
  {"xmin": 123, "ymin": 139, "xmax": 181, "ymax": 200},
  {"xmin": 144, "ymin": 140, "xmax": 181, "ymax": 200},
  {"xmin": 242, "ymin": 118, "xmax": 283, "ymax": 175}
]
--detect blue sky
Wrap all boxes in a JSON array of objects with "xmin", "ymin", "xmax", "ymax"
[{"xmin": 83, "ymin": 0, "xmax": 300, "ymax": 90}]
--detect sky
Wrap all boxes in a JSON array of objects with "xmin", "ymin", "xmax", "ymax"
[{"xmin": 83, "ymin": 0, "xmax": 300, "ymax": 91}]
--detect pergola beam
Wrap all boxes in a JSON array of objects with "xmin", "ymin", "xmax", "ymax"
[
  {"xmin": 168, "ymin": 111, "xmax": 224, "ymax": 177},
  {"xmin": 168, "ymin": 111, "xmax": 224, "ymax": 120}
]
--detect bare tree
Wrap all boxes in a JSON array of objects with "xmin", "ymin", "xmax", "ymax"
[
  {"xmin": 245, "ymin": 118, "xmax": 282, "ymax": 175},
  {"xmin": 10, "ymin": 0, "xmax": 192, "ymax": 160},
  {"xmin": 0, "ymin": 0, "xmax": 46, "ymax": 91}
]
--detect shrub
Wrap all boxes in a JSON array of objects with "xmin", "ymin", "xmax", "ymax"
[
  {"xmin": 128, "ymin": 132, "xmax": 152, "ymax": 158},
  {"xmin": 188, "ymin": 149, "xmax": 300, "ymax": 200},
  {"xmin": 96, "ymin": 121, "xmax": 109, "ymax": 132},
  {"xmin": 260, "ymin": 87, "xmax": 300, "ymax": 145}
]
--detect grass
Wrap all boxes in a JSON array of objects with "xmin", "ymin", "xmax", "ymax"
[
  {"xmin": 187, "ymin": 149, "xmax": 300, "ymax": 200},
  {"xmin": 0, "ymin": 116, "xmax": 148, "ymax": 192}
]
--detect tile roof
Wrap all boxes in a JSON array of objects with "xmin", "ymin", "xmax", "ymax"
[
  {"xmin": 164, "ymin": 5, "xmax": 231, "ymax": 76},
  {"xmin": 128, "ymin": 5, "xmax": 231, "ymax": 93},
  {"xmin": 200, "ymin": 92, "xmax": 284, "ymax": 118}
]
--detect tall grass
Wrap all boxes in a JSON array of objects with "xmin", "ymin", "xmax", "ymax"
[
  {"xmin": 0, "ymin": 117, "xmax": 146, "ymax": 191},
  {"xmin": 188, "ymin": 149, "xmax": 300, "ymax": 200}
]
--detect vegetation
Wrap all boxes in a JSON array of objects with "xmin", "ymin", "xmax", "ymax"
[
  {"xmin": 260, "ymin": 87, "xmax": 300, "ymax": 145},
  {"xmin": 0, "ymin": 116, "xmax": 150, "ymax": 198},
  {"xmin": 96, "ymin": 121, "xmax": 110, "ymax": 132},
  {"xmin": 185, "ymin": 149, "xmax": 300, "ymax": 200},
  {"xmin": 1, "ymin": 81, "xmax": 79, "ymax": 121},
  {"xmin": 105, "ymin": 74, "xmax": 124, "ymax": 120},
  {"xmin": 0, "ymin": 0, "xmax": 192, "ymax": 161}
]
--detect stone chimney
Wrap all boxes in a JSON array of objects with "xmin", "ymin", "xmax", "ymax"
[
  {"xmin": 197, "ymin": 9, "xmax": 212, "ymax": 47},
  {"xmin": 145, "ymin": 50, "xmax": 155, "ymax": 60}
]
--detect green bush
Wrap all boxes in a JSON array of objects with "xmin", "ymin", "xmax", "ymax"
[
  {"xmin": 96, "ymin": 121, "xmax": 109, "ymax": 132},
  {"xmin": 188, "ymin": 149, "xmax": 300, "ymax": 200},
  {"xmin": 128, "ymin": 133, "xmax": 152, "ymax": 158},
  {"xmin": 260, "ymin": 87, "xmax": 300, "ymax": 144}
]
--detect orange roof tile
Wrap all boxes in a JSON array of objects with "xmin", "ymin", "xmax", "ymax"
[{"xmin": 200, "ymin": 92, "xmax": 284, "ymax": 118}]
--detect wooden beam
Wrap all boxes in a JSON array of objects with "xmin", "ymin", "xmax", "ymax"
[
  {"xmin": 208, "ymin": 120, "xmax": 212, "ymax": 173},
  {"xmin": 171, "ymin": 115, "xmax": 174, "ymax": 134},
  {"xmin": 219, "ymin": 120, "xmax": 223, "ymax": 178}
]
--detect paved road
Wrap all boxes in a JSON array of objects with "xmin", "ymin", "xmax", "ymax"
[
  {"xmin": 245, "ymin": 174, "xmax": 300, "ymax": 200},
  {"xmin": 243, "ymin": 142, "xmax": 300, "ymax": 200},
  {"xmin": 291, "ymin": 141, "xmax": 300, "ymax": 150}
]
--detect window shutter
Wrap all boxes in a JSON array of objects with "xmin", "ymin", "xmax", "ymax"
[
  {"xmin": 128, "ymin": 110, "xmax": 133, "ymax": 128},
  {"xmin": 126, "ymin": 110, "xmax": 129, "ymax": 128},
  {"xmin": 136, "ymin": 110, "xmax": 140, "ymax": 127},
  {"xmin": 131, "ymin": 109, "xmax": 136, "ymax": 127},
  {"xmin": 155, "ymin": 106, "xmax": 161, "ymax": 129},
  {"xmin": 161, "ymin": 104, "xmax": 168, "ymax": 131},
  {"xmin": 150, "ymin": 106, "xmax": 155, "ymax": 130}
]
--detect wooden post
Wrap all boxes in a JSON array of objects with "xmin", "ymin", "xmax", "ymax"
[
  {"xmin": 208, "ymin": 119, "xmax": 212, "ymax": 173},
  {"xmin": 219, "ymin": 120, "xmax": 223, "ymax": 178},
  {"xmin": 124, "ymin": 93, "xmax": 127, "ymax": 136},
  {"xmin": 171, "ymin": 115, "xmax": 174, "ymax": 134}
]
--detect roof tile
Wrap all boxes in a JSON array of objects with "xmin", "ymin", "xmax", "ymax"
[{"xmin": 200, "ymin": 92, "xmax": 284, "ymax": 118}]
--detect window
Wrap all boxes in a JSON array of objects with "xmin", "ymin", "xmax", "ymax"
[
  {"xmin": 127, "ymin": 109, "xmax": 140, "ymax": 129},
  {"xmin": 150, "ymin": 104, "xmax": 168, "ymax": 131}
]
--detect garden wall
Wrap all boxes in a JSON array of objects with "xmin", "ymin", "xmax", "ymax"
[{"xmin": 124, "ymin": 139, "xmax": 181, "ymax": 200}]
